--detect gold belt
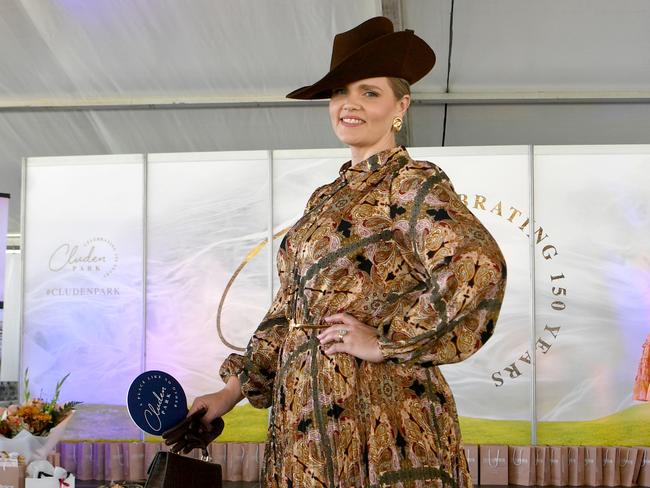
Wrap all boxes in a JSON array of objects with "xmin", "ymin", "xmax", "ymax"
[{"xmin": 288, "ymin": 319, "xmax": 328, "ymax": 330}]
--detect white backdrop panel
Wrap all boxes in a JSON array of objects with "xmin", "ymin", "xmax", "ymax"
[
  {"xmin": 1, "ymin": 252, "xmax": 21, "ymax": 381},
  {"xmin": 146, "ymin": 151, "xmax": 270, "ymax": 401},
  {"xmin": 0, "ymin": 196, "xmax": 8, "ymax": 321},
  {"xmin": 534, "ymin": 145, "xmax": 650, "ymax": 421},
  {"xmin": 22, "ymin": 155, "xmax": 144, "ymax": 404}
]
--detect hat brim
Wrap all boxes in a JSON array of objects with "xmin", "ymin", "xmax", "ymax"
[{"xmin": 286, "ymin": 30, "xmax": 436, "ymax": 100}]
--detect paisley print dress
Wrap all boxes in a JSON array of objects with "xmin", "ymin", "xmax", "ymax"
[
  {"xmin": 634, "ymin": 333, "xmax": 650, "ymax": 401},
  {"xmin": 220, "ymin": 145, "xmax": 507, "ymax": 487}
]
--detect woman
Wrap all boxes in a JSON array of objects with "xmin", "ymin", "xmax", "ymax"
[
  {"xmin": 187, "ymin": 17, "xmax": 506, "ymax": 487},
  {"xmin": 634, "ymin": 333, "xmax": 649, "ymax": 401}
]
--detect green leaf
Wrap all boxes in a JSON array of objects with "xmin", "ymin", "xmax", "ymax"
[{"xmin": 23, "ymin": 367, "xmax": 31, "ymax": 403}]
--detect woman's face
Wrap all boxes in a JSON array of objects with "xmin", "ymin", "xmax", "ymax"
[{"xmin": 328, "ymin": 77, "xmax": 410, "ymax": 150}]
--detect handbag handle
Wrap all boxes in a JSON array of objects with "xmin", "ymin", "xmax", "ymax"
[{"xmin": 200, "ymin": 448, "xmax": 212, "ymax": 463}]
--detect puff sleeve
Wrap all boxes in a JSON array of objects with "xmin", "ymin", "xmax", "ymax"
[
  {"xmin": 219, "ymin": 287, "xmax": 289, "ymax": 409},
  {"xmin": 378, "ymin": 161, "xmax": 507, "ymax": 365}
]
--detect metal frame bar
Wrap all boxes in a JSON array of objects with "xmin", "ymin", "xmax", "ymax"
[
  {"xmin": 2, "ymin": 91, "xmax": 650, "ymax": 112},
  {"xmin": 381, "ymin": 0, "xmax": 403, "ymax": 28},
  {"xmin": 268, "ymin": 150, "xmax": 275, "ymax": 300},
  {"xmin": 528, "ymin": 144, "xmax": 538, "ymax": 445},
  {"xmin": 18, "ymin": 158, "xmax": 27, "ymax": 400},
  {"xmin": 141, "ymin": 154, "xmax": 148, "ymax": 441}
]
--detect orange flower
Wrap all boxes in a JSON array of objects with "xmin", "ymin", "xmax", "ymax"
[{"xmin": 0, "ymin": 372, "xmax": 78, "ymax": 439}]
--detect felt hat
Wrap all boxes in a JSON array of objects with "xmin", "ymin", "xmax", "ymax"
[{"xmin": 285, "ymin": 16, "xmax": 436, "ymax": 100}]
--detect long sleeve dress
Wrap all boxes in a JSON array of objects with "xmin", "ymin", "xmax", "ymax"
[
  {"xmin": 634, "ymin": 333, "xmax": 650, "ymax": 401},
  {"xmin": 220, "ymin": 145, "xmax": 507, "ymax": 488}
]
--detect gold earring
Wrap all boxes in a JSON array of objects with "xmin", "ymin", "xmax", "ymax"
[{"xmin": 392, "ymin": 117, "xmax": 403, "ymax": 132}]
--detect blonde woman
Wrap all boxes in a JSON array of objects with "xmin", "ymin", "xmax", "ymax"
[{"xmin": 184, "ymin": 17, "xmax": 507, "ymax": 487}]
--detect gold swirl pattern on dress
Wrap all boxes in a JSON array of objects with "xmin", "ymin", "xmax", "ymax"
[{"xmin": 453, "ymin": 256, "xmax": 477, "ymax": 283}]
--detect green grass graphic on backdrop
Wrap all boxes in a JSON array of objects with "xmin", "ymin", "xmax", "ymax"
[
  {"xmin": 214, "ymin": 402, "xmax": 650, "ymax": 445},
  {"xmin": 216, "ymin": 403, "xmax": 270, "ymax": 442}
]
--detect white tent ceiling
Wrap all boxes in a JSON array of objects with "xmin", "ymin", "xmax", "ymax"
[{"xmin": 1, "ymin": 0, "xmax": 650, "ymax": 234}]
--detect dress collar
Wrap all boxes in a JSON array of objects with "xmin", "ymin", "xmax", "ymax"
[{"xmin": 338, "ymin": 145, "xmax": 408, "ymax": 181}]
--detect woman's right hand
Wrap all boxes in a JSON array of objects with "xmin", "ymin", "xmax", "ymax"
[{"xmin": 188, "ymin": 375, "xmax": 244, "ymax": 428}]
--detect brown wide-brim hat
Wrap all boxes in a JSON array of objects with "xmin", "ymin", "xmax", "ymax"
[{"xmin": 286, "ymin": 16, "xmax": 436, "ymax": 100}]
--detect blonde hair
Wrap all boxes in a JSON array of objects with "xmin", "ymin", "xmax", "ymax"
[{"xmin": 387, "ymin": 77, "xmax": 411, "ymax": 100}]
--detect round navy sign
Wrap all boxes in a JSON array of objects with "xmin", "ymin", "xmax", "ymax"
[{"xmin": 127, "ymin": 370, "xmax": 188, "ymax": 435}]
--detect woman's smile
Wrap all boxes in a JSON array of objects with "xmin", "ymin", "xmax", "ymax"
[{"xmin": 339, "ymin": 115, "xmax": 366, "ymax": 127}]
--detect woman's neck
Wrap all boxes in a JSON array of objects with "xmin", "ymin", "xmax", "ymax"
[{"xmin": 349, "ymin": 136, "xmax": 398, "ymax": 166}]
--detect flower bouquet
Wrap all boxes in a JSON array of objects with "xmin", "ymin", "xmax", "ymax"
[{"xmin": 0, "ymin": 370, "xmax": 80, "ymax": 463}]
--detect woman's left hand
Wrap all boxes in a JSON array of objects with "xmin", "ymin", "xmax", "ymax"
[{"xmin": 317, "ymin": 312, "xmax": 384, "ymax": 363}]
